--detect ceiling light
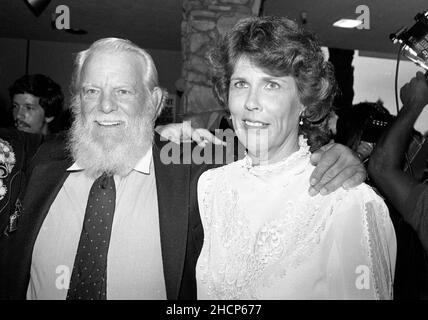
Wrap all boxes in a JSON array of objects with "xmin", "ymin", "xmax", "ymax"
[{"xmin": 333, "ymin": 19, "xmax": 362, "ymax": 29}]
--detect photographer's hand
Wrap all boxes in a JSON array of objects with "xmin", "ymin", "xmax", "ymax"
[{"xmin": 400, "ymin": 71, "xmax": 428, "ymax": 117}]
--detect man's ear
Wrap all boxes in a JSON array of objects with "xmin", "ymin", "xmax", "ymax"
[
  {"xmin": 45, "ymin": 116, "xmax": 54, "ymax": 124},
  {"xmin": 151, "ymin": 87, "xmax": 164, "ymax": 118}
]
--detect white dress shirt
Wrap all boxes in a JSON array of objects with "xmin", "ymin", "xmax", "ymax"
[{"xmin": 27, "ymin": 149, "xmax": 167, "ymax": 299}]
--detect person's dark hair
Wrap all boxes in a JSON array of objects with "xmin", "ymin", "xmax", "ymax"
[
  {"xmin": 8, "ymin": 74, "xmax": 64, "ymax": 119},
  {"xmin": 335, "ymin": 100, "xmax": 393, "ymax": 151},
  {"xmin": 209, "ymin": 16, "xmax": 337, "ymax": 150}
]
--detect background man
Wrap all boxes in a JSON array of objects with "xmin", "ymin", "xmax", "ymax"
[
  {"xmin": 369, "ymin": 72, "xmax": 428, "ymax": 299},
  {"xmin": 9, "ymin": 74, "xmax": 64, "ymax": 135}
]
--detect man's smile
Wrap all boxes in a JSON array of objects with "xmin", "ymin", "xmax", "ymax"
[{"xmin": 95, "ymin": 120, "xmax": 124, "ymax": 127}]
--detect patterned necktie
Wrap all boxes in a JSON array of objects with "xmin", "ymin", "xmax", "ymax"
[{"xmin": 66, "ymin": 173, "xmax": 116, "ymax": 300}]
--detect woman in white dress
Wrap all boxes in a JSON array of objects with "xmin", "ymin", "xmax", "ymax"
[{"xmin": 196, "ymin": 16, "xmax": 396, "ymax": 300}]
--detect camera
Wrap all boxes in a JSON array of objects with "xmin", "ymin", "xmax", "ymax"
[
  {"xmin": 360, "ymin": 115, "xmax": 393, "ymax": 144},
  {"xmin": 390, "ymin": 11, "xmax": 428, "ymax": 71}
]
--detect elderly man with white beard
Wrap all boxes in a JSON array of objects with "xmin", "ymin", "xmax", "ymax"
[{"xmin": 1, "ymin": 38, "xmax": 366, "ymax": 300}]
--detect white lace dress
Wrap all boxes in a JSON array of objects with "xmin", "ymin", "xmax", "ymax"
[{"xmin": 196, "ymin": 142, "xmax": 396, "ymax": 300}]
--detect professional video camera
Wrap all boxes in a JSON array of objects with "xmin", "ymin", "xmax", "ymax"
[
  {"xmin": 356, "ymin": 12, "xmax": 428, "ymax": 144},
  {"xmin": 356, "ymin": 11, "xmax": 428, "ymax": 142},
  {"xmin": 390, "ymin": 11, "xmax": 428, "ymax": 71}
]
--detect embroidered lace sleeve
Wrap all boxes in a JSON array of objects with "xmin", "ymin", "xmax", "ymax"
[
  {"xmin": 325, "ymin": 186, "xmax": 397, "ymax": 299},
  {"xmin": 197, "ymin": 168, "xmax": 217, "ymax": 228}
]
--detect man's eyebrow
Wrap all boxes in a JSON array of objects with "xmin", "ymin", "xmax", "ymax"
[
  {"xmin": 81, "ymin": 82, "xmax": 138, "ymax": 88},
  {"xmin": 115, "ymin": 83, "xmax": 137, "ymax": 89},
  {"xmin": 81, "ymin": 82, "xmax": 99, "ymax": 87}
]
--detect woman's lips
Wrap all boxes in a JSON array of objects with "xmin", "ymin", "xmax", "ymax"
[{"xmin": 242, "ymin": 119, "xmax": 269, "ymax": 128}]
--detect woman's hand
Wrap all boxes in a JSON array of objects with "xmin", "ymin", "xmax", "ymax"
[{"xmin": 309, "ymin": 142, "xmax": 366, "ymax": 196}]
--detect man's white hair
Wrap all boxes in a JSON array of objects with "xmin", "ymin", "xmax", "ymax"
[
  {"xmin": 69, "ymin": 37, "xmax": 166, "ymax": 117},
  {"xmin": 70, "ymin": 37, "xmax": 159, "ymax": 95}
]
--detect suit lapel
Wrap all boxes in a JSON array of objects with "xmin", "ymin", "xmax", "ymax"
[
  {"xmin": 153, "ymin": 134, "xmax": 190, "ymax": 300},
  {"xmin": 22, "ymin": 160, "xmax": 71, "ymax": 237},
  {"xmin": 21, "ymin": 137, "xmax": 73, "ymax": 240},
  {"xmin": 9, "ymin": 157, "xmax": 71, "ymax": 298}
]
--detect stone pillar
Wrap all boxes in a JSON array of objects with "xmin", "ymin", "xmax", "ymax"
[{"xmin": 179, "ymin": 0, "xmax": 262, "ymax": 128}]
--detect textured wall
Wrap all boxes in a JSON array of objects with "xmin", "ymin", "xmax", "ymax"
[{"xmin": 180, "ymin": 0, "xmax": 262, "ymax": 126}]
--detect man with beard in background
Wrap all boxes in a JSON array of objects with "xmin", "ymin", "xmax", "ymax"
[{"xmin": 1, "ymin": 38, "xmax": 366, "ymax": 300}]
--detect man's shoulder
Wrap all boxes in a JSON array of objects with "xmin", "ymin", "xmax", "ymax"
[
  {"xmin": 29, "ymin": 131, "xmax": 70, "ymax": 171},
  {"xmin": 0, "ymin": 127, "xmax": 38, "ymax": 142},
  {"xmin": 0, "ymin": 127, "xmax": 44, "ymax": 157}
]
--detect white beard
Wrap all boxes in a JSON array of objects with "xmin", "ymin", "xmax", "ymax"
[{"xmin": 68, "ymin": 97, "xmax": 155, "ymax": 179}]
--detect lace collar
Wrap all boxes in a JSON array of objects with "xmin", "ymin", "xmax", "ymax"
[{"xmin": 241, "ymin": 136, "xmax": 310, "ymax": 175}]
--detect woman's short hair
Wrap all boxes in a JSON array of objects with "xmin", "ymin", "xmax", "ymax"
[
  {"xmin": 9, "ymin": 74, "xmax": 64, "ymax": 119},
  {"xmin": 209, "ymin": 16, "xmax": 337, "ymax": 150}
]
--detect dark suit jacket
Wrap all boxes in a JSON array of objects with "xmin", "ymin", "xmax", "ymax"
[
  {"xmin": 0, "ymin": 128, "xmax": 43, "ymax": 235},
  {"xmin": 0, "ymin": 132, "xmax": 220, "ymax": 299},
  {"xmin": 0, "ymin": 128, "xmax": 43, "ymax": 281}
]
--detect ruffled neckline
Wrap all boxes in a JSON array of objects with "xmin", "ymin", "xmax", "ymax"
[{"xmin": 240, "ymin": 136, "xmax": 310, "ymax": 174}]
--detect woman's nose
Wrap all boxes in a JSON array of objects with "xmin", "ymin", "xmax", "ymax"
[{"xmin": 244, "ymin": 89, "xmax": 261, "ymax": 112}]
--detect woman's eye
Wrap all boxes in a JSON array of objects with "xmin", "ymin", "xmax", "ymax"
[
  {"xmin": 233, "ymin": 81, "xmax": 248, "ymax": 89},
  {"xmin": 265, "ymin": 82, "xmax": 280, "ymax": 89}
]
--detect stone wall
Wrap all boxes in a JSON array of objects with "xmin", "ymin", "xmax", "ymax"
[{"xmin": 179, "ymin": 0, "xmax": 262, "ymax": 127}]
